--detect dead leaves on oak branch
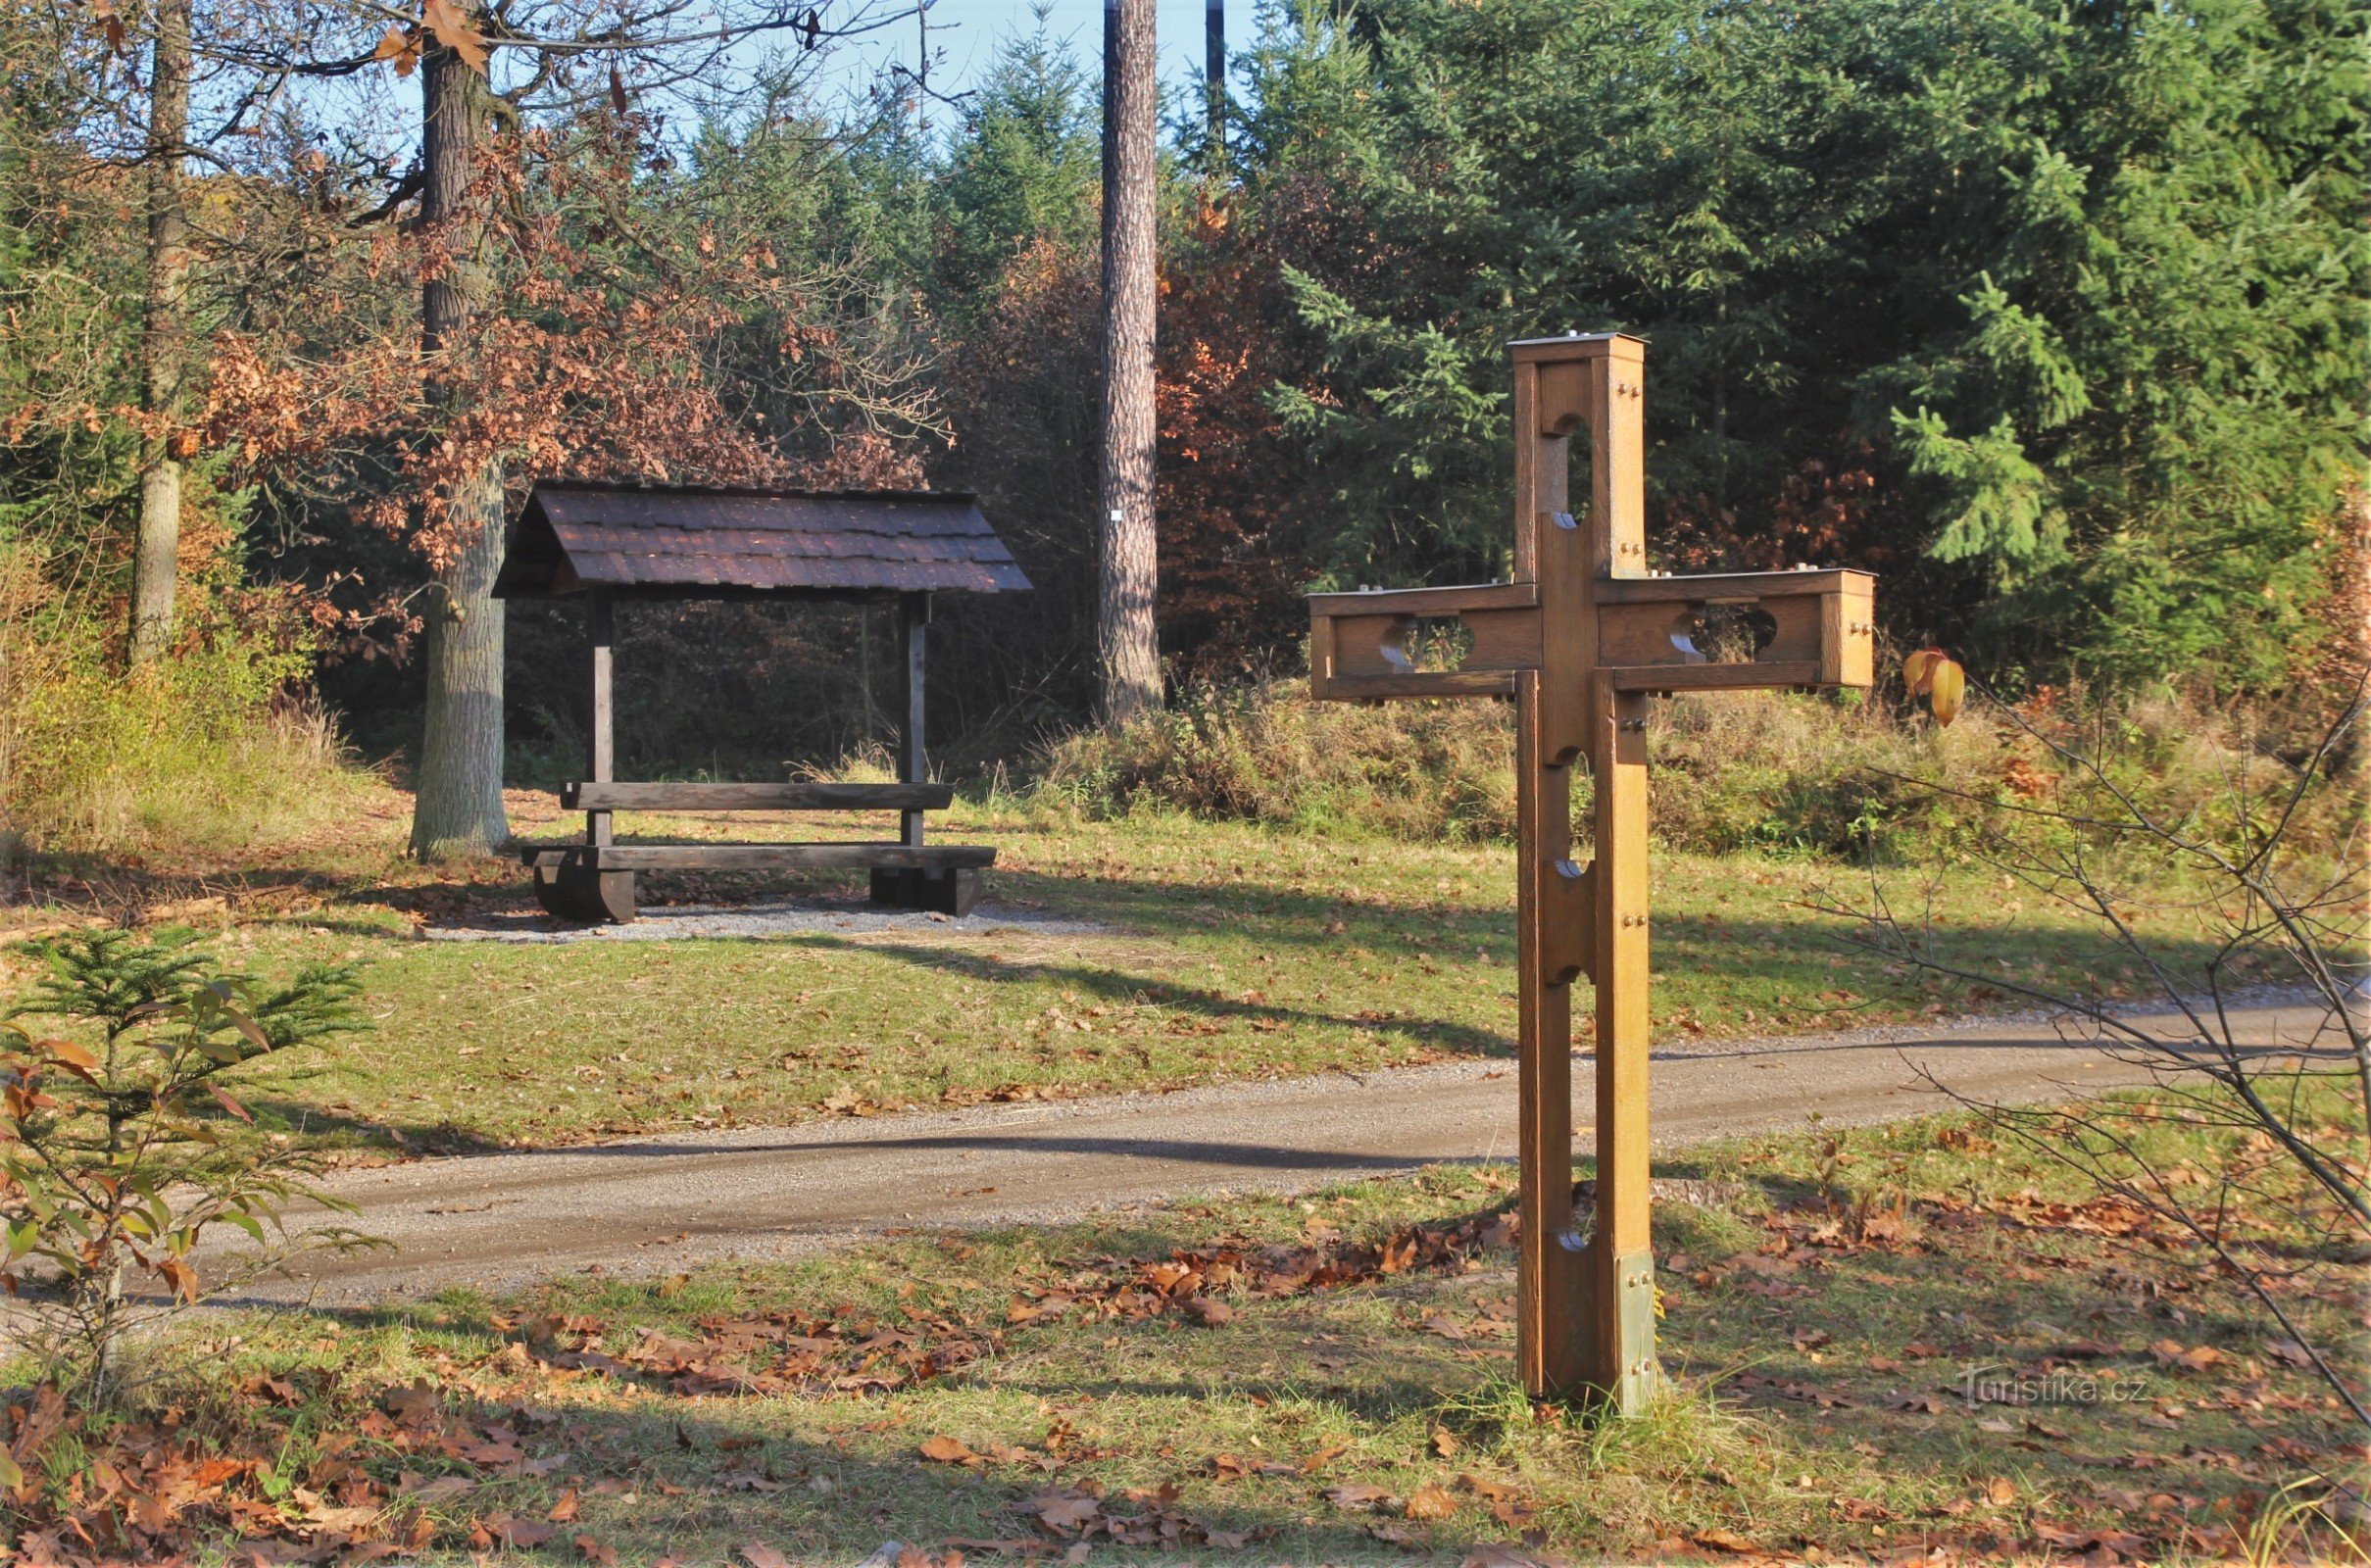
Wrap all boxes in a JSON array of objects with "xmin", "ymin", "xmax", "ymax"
[{"xmin": 372, "ymin": 0, "xmax": 492, "ymax": 77}]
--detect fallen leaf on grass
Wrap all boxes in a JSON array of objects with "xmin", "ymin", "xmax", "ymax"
[
  {"xmin": 547, "ymin": 1489, "xmax": 580, "ymax": 1522},
  {"xmin": 1181, "ymin": 1297, "xmax": 1234, "ymax": 1327},
  {"xmin": 575, "ymin": 1535, "xmax": 620, "ymax": 1566},
  {"xmin": 1404, "ymin": 1482, "xmax": 1457, "ymax": 1520},
  {"xmin": 401, "ymin": 1475, "xmax": 474, "ymax": 1506},
  {"xmin": 739, "ymin": 1546, "xmax": 793, "ymax": 1568},
  {"xmin": 1692, "ymin": 1528, "xmax": 1759, "ymax": 1553},
  {"xmin": 1430, "ymin": 1427, "xmax": 1461, "ymax": 1458},
  {"xmin": 1299, "ymin": 1439, "xmax": 1351, "ymax": 1474},
  {"xmin": 919, "ymin": 1436, "xmax": 981, "ymax": 1466},
  {"xmin": 1985, "ymin": 1477, "xmax": 2017, "ymax": 1505},
  {"xmin": 2149, "ymin": 1339, "xmax": 2223, "ymax": 1372},
  {"xmin": 380, "ymin": 1380, "xmax": 439, "ymax": 1423},
  {"xmin": 1325, "ymin": 1483, "xmax": 1397, "ymax": 1511},
  {"xmin": 2034, "ymin": 1522, "xmax": 2149, "ymax": 1556},
  {"xmin": 1460, "ymin": 1545, "xmax": 1569, "ymax": 1568},
  {"xmin": 1028, "ymin": 1491, "xmax": 1101, "ymax": 1532}
]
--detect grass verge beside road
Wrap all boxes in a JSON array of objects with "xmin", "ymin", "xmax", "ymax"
[
  {"xmin": 5, "ymin": 793, "xmax": 2275, "ymax": 1158},
  {"xmin": 7, "ymin": 791, "xmax": 2283, "ymax": 1159},
  {"xmin": 21, "ymin": 1092, "xmax": 2360, "ymax": 1563}
]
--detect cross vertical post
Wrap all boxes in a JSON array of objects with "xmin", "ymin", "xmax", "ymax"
[{"xmin": 1309, "ymin": 332, "xmax": 1875, "ymax": 1412}]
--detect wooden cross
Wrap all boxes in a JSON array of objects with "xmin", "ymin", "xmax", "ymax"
[{"xmin": 1307, "ymin": 333, "xmax": 1876, "ymax": 1412}]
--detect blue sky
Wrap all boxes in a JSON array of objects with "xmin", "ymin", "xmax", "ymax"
[{"xmin": 823, "ymin": 0, "xmax": 1252, "ymax": 111}]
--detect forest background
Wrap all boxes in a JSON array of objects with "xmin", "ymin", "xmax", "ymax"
[{"xmin": 2, "ymin": 0, "xmax": 2365, "ymax": 858}]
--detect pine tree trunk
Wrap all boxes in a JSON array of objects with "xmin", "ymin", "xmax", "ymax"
[
  {"xmin": 1097, "ymin": 0, "xmax": 1161, "ymax": 727},
  {"xmin": 408, "ymin": 34, "xmax": 511, "ymax": 860},
  {"xmin": 127, "ymin": 0, "xmax": 190, "ymax": 667},
  {"xmin": 1205, "ymin": 0, "xmax": 1225, "ymax": 166}
]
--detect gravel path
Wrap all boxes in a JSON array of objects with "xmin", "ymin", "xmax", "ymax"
[{"xmin": 209, "ymin": 993, "xmax": 2343, "ymax": 1307}]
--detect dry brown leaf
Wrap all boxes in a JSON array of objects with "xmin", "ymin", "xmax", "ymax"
[
  {"xmin": 401, "ymin": 1474, "xmax": 473, "ymax": 1506},
  {"xmin": 1692, "ymin": 1527, "xmax": 1758, "ymax": 1553},
  {"xmin": 420, "ymin": 0, "xmax": 490, "ymax": 72},
  {"xmin": 739, "ymin": 1546, "xmax": 793, "ymax": 1568},
  {"xmin": 1325, "ymin": 1483, "xmax": 1396, "ymax": 1511},
  {"xmin": 1404, "ymin": 1482, "xmax": 1457, "ymax": 1520},
  {"xmin": 918, "ymin": 1436, "xmax": 979, "ymax": 1466},
  {"xmin": 1181, "ymin": 1297, "xmax": 1234, "ymax": 1327},
  {"xmin": 1029, "ymin": 1491, "xmax": 1100, "ymax": 1532},
  {"xmin": 547, "ymin": 1490, "xmax": 580, "ymax": 1523},
  {"xmin": 574, "ymin": 1535, "xmax": 620, "ymax": 1567},
  {"xmin": 1461, "ymin": 1546, "xmax": 1568, "ymax": 1568},
  {"xmin": 1985, "ymin": 1477, "xmax": 2017, "ymax": 1505}
]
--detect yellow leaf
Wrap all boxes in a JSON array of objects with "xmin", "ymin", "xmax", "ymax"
[{"xmin": 1929, "ymin": 658, "xmax": 1965, "ymax": 726}]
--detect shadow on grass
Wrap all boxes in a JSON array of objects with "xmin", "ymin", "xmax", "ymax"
[
  {"xmin": 232, "ymin": 1096, "xmax": 513, "ymax": 1157},
  {"xmin": 829, "ymin": 934, "xmax": 1514, "ymax": 1059}
]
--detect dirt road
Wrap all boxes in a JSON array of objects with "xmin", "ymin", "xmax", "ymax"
[{"xmin": 230, "ymin": 996, "xmax": 2337, "ymax": 1306}]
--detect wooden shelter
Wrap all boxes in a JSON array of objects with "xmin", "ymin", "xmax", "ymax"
[{"xmin": 493, "ymin": 480, "xmax": 1031, "ymax": 922}]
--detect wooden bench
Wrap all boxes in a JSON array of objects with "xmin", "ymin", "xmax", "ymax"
[{"xmin": 518, "ymin": 781, "xmax": 993, "ymax": 922}]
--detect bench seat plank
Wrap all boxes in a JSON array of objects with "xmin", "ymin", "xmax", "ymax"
[
  {"xmin": 560, "ymin": 781, "xmax": 956, "ymax": 811},
  {"xmin": 519, "ymin": 842, "xmax": 996, "ymax": 872}
]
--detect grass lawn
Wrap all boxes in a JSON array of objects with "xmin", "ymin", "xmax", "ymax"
[
  {"xmin": 24, "ymin": 1092, "xmax": 2361, "ymax": 1564},
  {"xmin": 5, "ymin": 787, "xmax": 2274, "ymax": 1159}
]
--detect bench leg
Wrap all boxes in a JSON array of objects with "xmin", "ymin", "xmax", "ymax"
[
  {"xmin": 535, "ymin": 859, "xmax": 637, "ymax": 924},
  {"xmin": 868, "ymin": 867, "xmax": 981, "ymax": 917}
]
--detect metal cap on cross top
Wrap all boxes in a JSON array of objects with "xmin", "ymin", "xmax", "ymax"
[{"xmin": 1307, "ymin": 332, "xmax": 1877, "ymax": 1414}]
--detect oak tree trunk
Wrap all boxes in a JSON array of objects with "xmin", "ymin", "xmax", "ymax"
[
  {"xmin": 1097, "ymin": 0, "xmax": 1161, "ymax": 726},
  {"xmin": 127, "ymin": 0, "xmax": 190, "ymax": 666},
  {"xmin": 408, "ymin": 34, "xmax": 511, "ymax": 860}
]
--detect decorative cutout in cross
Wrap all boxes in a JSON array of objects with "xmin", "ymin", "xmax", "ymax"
[{"xmin": 1308, "ymin": 333, "xmax": 1877, "ymax": 1412}]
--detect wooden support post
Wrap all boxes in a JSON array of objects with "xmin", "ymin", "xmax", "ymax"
[
  {"xmin": 872, "ymin": 592, "xmax": 967, "ymax": 913},
  {"xmin": 535, "ymin": 589, "xmax": 635, "ymax": 923},
  {"xmin": 900, "ymin": 592, "xmax": 929, "ymax": 849},
  {"xmin": 587, "ymin": 588, "xmax": 615, "ymax": 849},
  {"xmin": 1307, "ymin": 331, "xmax": 1876, "ymax": 1415}
]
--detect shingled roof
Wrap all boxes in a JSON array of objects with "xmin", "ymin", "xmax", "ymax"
[{"xmin": 491, "ymin": 480, "xmax": 1032, "ymax": 600}]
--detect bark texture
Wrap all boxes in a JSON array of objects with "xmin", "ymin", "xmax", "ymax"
[
  {"xmin": 1097, "ymin": 0, "xmax": 1161, "ymax": 726},
  {"xmin": 127, "ymin": 0, "xmax": 191, "ymax": 666},
  {"xmin": 408, "ymin": 36, "xmax": 511, "ymax": 860}
]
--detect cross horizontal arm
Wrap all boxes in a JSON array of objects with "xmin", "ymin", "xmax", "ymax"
[{"xmin": 1309, "ymin": 565, "xmax": 1874, "ymax": 700}]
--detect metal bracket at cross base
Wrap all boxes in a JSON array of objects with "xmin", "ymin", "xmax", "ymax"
[{"xmin": 1307, "ymin": 333, "xmax": 1877, "ymax": 1412}]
